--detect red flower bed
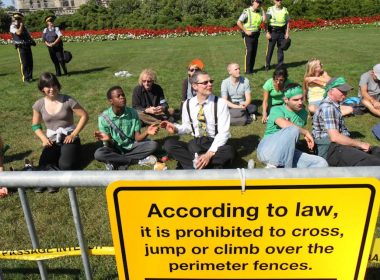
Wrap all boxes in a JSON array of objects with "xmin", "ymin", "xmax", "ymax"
[{"xmin": 0, "ymin": 14, "xmax": 379, "ymax": 43}]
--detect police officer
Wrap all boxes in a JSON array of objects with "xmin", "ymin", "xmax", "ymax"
[
  {"xmin": 10, "ymin": 12, "xmax": 35, "ymax": 83},
  {"xmin": 237, "ymin": 0, "xmax": 266, "ymax": 74},
  {"xmin": 265, "ymin": 0, "xmax": 290, "ymax": 71},
  {"xmin": 42, "ymin": 16, "xmax": 68, "ymax": 76}
]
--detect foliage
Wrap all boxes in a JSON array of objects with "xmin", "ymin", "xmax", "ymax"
[
  {"xmin": 0, "ymin": 8, "xmax": 11, "ymax": 33},
  {"xmin": 1, "ymin": 0, "xmax": 380, "ymax": 31}
]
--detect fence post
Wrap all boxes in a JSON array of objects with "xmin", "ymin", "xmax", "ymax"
[
  {"xmin": 68, "ymin": 187, "xmax": 93, "ymax": 280},
  {"xmin": 17, "ymin": 188, "xmax": 48, "ymax": 279}
]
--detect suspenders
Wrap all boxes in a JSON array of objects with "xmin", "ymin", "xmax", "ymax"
[{"xmin": 186, "ymin": 96, "xmax": 218, "ymax": 137}]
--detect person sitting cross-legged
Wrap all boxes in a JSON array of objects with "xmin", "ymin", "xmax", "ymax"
[
  {"xmin": 94, "ymin": 86, "xmax": 159, "ymax": 170},
  {"xmin": 221, "ymin": 62, "xmax": 258, "ymax": 125},
  {"xmin": 313, "ymin": 77, "xmax": 380, "ymax": 166},
  {"xmin": 257, "ymin": 83, "xmax": 328, "ymax": 168},
  {"xmin": 162, "ymin": 71, "xmax": 235, "ymax": 169},
  {"xmin": 358, "ymin": 64, "xmax": 380, "ymax": 117}
]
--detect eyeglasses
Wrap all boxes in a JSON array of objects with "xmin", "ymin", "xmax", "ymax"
[
  {"xmin": 196, "ymin": 79, "xmax": 214, "ymax": 85},
  {"xmin": 274, "ymin": 78, "xmax": 285, "ymax": 83},
  {"xmin": 189, "ymin": 68, "xmax": 199, "ymax": 72},
  {"xmin": 142, "ymin": 80, "xmax": 153, "ymax": 83}
]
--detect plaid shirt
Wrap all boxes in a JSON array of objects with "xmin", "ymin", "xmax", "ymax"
[{"xmin": 312, "ymin": 96, "xmax": 350, "ymax": 140}]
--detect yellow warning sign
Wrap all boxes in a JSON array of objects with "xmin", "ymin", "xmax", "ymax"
[{"xmin": 106, "ymin": 178, "xmax": 380, "ymax": 280}]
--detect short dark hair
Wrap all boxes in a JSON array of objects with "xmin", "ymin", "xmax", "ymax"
[
  {"xmin": 189, "ymin": 70, "xmax": 209, "ymax": 85},
  {"xmin": 106, "ymin": 85, "xmax": 123, "ymax": 99},
  {"xmin": 38, "ymin": 72, "xmax": 61, "ymax": 91},
  {"xmin": 273, "ymin": 66, "xmax": 288, "ymax": 81}
]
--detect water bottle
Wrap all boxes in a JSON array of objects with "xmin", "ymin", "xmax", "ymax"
[{"xmin": 193, "ymin": 153, "xmax": 199, "ymax": 169}]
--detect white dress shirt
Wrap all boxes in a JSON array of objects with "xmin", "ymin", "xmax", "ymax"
[{"xmin": 175, "ymin": 95, "xmax": 231, "ymax": 153}]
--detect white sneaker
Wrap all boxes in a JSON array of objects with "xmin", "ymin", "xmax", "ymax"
[
  {"xmin": 138, "ymin": 155, "xmax": 157, "ymax": 166},
  {"xmin": 251, "ymin": 114, "xmax": 257, "ymax": 121},
  {"xmin": 265, "ymin": 163, "xmax": 277, "ymax": 168},
  {"xmin": 247, "ymin": 159, "xmax": 255, "ymax": 169}
]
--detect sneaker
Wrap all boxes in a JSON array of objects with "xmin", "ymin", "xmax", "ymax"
[
  {"xmin": 138, "ymin": 155, "xmax": 157, "ymax": 166},
  {"xmin": 105, "ymin": 163, "xmax": 115, "ymax": 170},
  {"xmin": 251, "ymin": 114, "xmax": 257, "ymax": 121},
  {"xmin": 247, "ymin": 159, "xmax": 255, "ymax": 169},
  {"xmin": 34, "ymin": 187, "xmax": 46, "ymax": 193},
  {"xmin": 265, "ymin": 163, "xmax": 277, "ymax": 168},
  {"xmin": 47, "ymin": 187, "xmax": 59, "ymax": 193}
]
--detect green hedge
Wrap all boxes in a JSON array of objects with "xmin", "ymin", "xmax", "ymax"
[{"xmin": 1, "ymin": 0, "xmax": 380, "ymax": 32}]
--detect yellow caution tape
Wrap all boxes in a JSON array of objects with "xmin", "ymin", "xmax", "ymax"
[{"xmin": 0, "ymin": 246, "xmax": 114, "ymax": 261}]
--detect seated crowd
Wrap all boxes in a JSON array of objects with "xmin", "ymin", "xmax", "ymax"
[{"xmin": 1, "ymin": 60, "xmax": 380, "ymax": 196}]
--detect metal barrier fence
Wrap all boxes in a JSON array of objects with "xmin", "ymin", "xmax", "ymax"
[{"xmin": 0, "ymin": 167, "xmax": 379, "ymax": 279}]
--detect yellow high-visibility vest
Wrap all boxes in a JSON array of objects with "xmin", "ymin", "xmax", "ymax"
[
  {"xmin": 243, "ymin": 8, "xmax": 263, "ymax": 32},
  {"xmin": 268, "ymin": 6, "xmax": 288, "ymax": 27}
]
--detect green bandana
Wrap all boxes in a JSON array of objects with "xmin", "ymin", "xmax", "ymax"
[
  {"xmin": 284, "ymin": 86, "xmax": 303, "ymax": 99},
  {"xmin": 324, "ymin": 77, "xmax": 347, "ymax": 98}
]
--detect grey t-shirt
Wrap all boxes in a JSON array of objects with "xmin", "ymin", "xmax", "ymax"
[
  {"xmin": 358, "ymin": 71, "xmax": 380, "ymax": 99},
  {"xmin": 221, "ymin": 76, "xmax": 251, "ymax": 104},
  {"xmin": 32, "ymin": 94, "xmax": 79, "ymax": 131}
]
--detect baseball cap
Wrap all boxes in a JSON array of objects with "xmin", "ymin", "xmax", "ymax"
[
  {"xmin": 373, "ymin": 64, "xmax": 380, "ymax": 80},
  {"xmin": 326, "ymin": 77, "xmax": 353, "ymax": 93},
  {"xmin": 188, "ymin": 59, "xmax": 204, "ymax": 70}
]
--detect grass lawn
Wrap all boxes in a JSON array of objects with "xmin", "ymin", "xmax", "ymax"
[{"xmin": 0, "ymin": 26, "xmax": 379, "ymax": 279}]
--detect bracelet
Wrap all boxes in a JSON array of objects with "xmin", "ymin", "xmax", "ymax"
[{"xmin": 32, "ymin": 124, "xmax": 42, "ymax": 132}]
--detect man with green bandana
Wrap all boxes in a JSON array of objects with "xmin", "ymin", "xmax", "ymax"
[
  {"xmin": 313, "ymin": 77, "xmax": 380, "ymax": 166},
  {"xmin": 257, "ymin": 83, "xmax": 328, "ymax": 168}
]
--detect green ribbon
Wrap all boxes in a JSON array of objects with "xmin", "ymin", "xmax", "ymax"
[
  {"xmin": 284, "ymin": 86, "xmax": 303, "ymax": 99},
  {"xmin": 324, "ymin": 76, "xmax": 347, "ymax": 97}
]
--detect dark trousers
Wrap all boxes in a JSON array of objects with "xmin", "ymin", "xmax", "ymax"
[
  {"xmin": 17, "ymin": 45, "xmax": 33, "ymax": 81},
  {"xmin": 164, "ymin": 137, "xmax": 235, "ymax": 169},
  {"xmin": 243, "ymin": 32, "xmax": 260, "ymax": 74},
  {"xmin": 48, "ymin": 45, "xmax": 67, "ymax": 76},
  {"xmin": 265, "ymin": 30, "xmax": 285, "ymax": 68},
  {"xmin": 327, "ymin": 143, "xmax": 380, "ymax": 167},
  {"xmin": 94, "ymin": 141, "xmax": 159, "ymax": 166},
  {"xmin": 39, "ymin": 138, "xmax": 81, "ymax": 170}
]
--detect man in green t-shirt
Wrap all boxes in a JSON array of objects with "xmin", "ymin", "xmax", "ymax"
[
  {"xmin": 257, "ymin": 84, "xmax": 328, "ymax": 168},
  {"xmin": 94, "ymin": 86, "xmax": 159, "ymax": 170}
]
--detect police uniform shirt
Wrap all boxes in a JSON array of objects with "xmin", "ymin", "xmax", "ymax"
[{"xmin": 42, "ymin": 27, "xmax": 62, "ymax": 43}]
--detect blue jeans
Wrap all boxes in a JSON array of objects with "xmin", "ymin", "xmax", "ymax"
[{"xmin": 257, "ymin": 126, "xmax": 328, "ymax": 168}]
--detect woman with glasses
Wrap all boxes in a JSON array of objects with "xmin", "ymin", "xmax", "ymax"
[
  {"xmin": 182, "ymin": 59, "xmax": 204, "ymax": 101},
  {"xmin": 132, "ymin": 69, "xmax": 175, "ymax": 125},
  {"xmin": 262, "ymin": 66, "xmax": 292, "ymax": 123},
  {"xmin": 303, "ymin": 59, "xmax": 353, "ymax": 116},
  {"xmin": 265, "ymin": 0, "xmax": 290, "ymax": 71}
]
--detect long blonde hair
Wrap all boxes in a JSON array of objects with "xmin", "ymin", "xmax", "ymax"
[{"xmin": 303, "ymin": 58, "xmax": 322, "ymax": 92}]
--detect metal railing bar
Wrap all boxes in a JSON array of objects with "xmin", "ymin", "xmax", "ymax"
[
  {"xmin": 67, "ymin": 187, "xmax": 93, "ymax": 280},
  {"xmin": 17, "ymin": 188, "xmax": 48, "ymax": 280},
  {"xmin": 0, "ymin": 167, "xmax": 378, "ymax": 188}
]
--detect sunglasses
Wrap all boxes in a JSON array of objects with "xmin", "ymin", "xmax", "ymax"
[
  {"xmin": 196, "ymin": 79, "xmax": 214, "ymax": 85},
  {"xmin": 142, "ymin": 80, "xmax": 153, "ymax": 83},
  {"xmin": 189, "ymin": 68, "xmax": 199, "ymax": 72}
]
